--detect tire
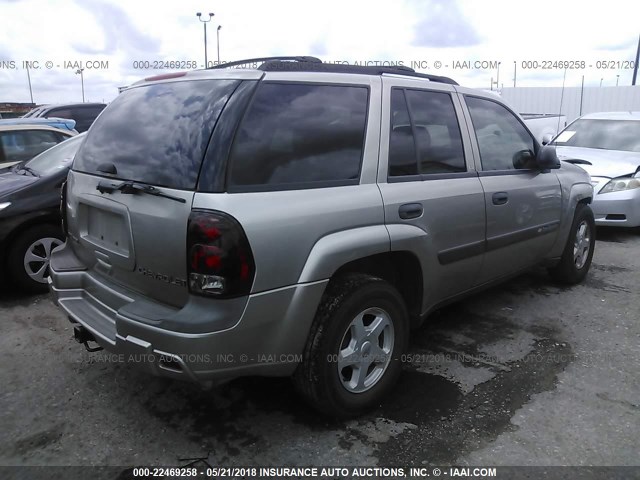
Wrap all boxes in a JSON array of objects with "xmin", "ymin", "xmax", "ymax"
[
  {"xmin": 7, "ymin": 224, "xmax": 64, "ymax": 293},
  {"xmin": 293, "ymin": 273, "xmax": 409, "ymax": 418},
  {"xmin": 548, "ymin": 203, "xmax": 595, "ymax": 285}
]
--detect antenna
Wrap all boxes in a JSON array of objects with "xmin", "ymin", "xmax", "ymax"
[{"xmin": 579, "ymin": 75, "xmax": 584, "ymax": 116}]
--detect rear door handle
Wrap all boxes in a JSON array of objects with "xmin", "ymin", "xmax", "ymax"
[
  {"xmin": 399, "ymin": 203, "xmax": 423, "ymax": 219},
  {"xmin": 492, "ymin": 192, "xmax": 509, "ymax": 205}
]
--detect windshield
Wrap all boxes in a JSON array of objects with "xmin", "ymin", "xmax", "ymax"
[
  {"xmin": 73, "ymin": 79, "xmax": 240, "ymax": 190},
  {"xmin": 24, "ymin": 134, "xmax": 84, "ymax": 176},
  {"xmin": 552, "ymin": 119, "xmax": 640, "ymax": 153}
]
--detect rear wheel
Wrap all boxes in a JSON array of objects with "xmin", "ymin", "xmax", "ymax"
[
  {"xmin": 7, "ymin": 225, "xmax": 64, "ymax": 293},
  {"xmin": 293, "ymin": 273, "xmax": 409, "ymax": 418},
  {"xmin": 549, "ymin": 203, "xmax": 595, "ymax": 284}
]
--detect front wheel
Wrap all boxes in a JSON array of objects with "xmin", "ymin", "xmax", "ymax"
[
  {"xmin": 7, "ymin": 224, "xmax": 64, "ymax": 293},
  {"xmin": 549, "ymin": 203, "xmax": 595, "ymax": 284},
  {"xmin": 293, "ymin": 273, "xmax": 409, "ymax": 418}
]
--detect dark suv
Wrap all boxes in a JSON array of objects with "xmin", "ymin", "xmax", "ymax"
[
  {"xmin": 24, "ymin": 103, "xmax": 106, "ymax": 133},
  {"xmin": 49, "ymin": 57, "xmax": 594, "ymax": 417}
]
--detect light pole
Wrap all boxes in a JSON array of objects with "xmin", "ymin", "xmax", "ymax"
[
  {"xmin": 75, "ymin": 68, "xmax": 85, "ymax": 102},
  {"xmin": 216, "ymin": 25, "xmax": 221, "ymax": 64},
  {"xmin": 633, "ymin": 34, "xmax": 640, "ymax": 85},
  {"xmin": 26, "ymin": 64, "xmax": 34, "ymax": 103},
  {"xmin": 196, "ymin": 12, "xmax": 214, "ymax": 68}
]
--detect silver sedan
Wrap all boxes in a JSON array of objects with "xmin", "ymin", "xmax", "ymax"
[{"xmin": 550, "ymin": 112, "xmax": 640, "ymax": 227}]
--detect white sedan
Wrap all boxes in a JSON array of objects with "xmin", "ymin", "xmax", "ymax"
[{"xmin": 551, "ymin": 111, "xmax": 640, "ymax": 227}]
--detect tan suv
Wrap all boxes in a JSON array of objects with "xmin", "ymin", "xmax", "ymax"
[{"xmin": 50, "ymin": 57, "xmax": 595, "ymax": 417}]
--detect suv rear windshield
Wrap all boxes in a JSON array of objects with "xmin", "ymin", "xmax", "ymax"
[{"xmin": 73, "ymin": 79, "xmax": 240, "ymax": 190}]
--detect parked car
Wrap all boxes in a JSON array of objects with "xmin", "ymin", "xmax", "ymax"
[
  {"xmin": 23, "ymin": 103, "xmax": 106, "ymax": 133},
  {"xmin": 549, "ymin": 112, "xmax": 640, "ymax": 227},
  {"xmin": 49, "ymin": 57, "xmax": 594, "ymax": 417},
  {"xmin": 0, "ymin": 133, "xmax": 85, "ymax": 292},
  {"xmin": 0, "ymin": 124, "xmax": 76, "ymax": 169},
  {"xmin": 0, "ymin": 117, "xmax": 78, "ymax": 132}
]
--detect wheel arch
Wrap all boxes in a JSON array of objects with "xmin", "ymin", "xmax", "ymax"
[
  {"xmin": 548, "ymin": 181, "xmax": 593, "ymax": 258},
  {"xmin": 297, "ymin": 225, "xmax": 425, "ymax": 327},
  {"xmin": 331, "ymin": 251, "xmax": 424, "ymax": 328}
]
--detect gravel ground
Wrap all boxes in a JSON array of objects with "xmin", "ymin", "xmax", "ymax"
[{"xmin": 0, "ymin": 227, "xmax": 638, "ymax": 476}]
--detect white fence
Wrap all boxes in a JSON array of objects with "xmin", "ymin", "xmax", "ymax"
[{"xmin": 500, "ymin": 86, "xmax": 640, "ymax": 125}]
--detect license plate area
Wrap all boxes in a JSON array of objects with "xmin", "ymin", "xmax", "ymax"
[
  {"xmin": 77, "ymin": 195, "xmax": 136, "ymax": 271},
  {"xmin": 86, "ymin": 208, "xmax": 128, "ymax": 255}
]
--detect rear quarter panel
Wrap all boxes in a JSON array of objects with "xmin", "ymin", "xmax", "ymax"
[
  {"xmin": 193, "ymin": 74, "xmax": 386, "ymax": 293},
  {"xmin": 192, "ymin": 185, "xmax": 387, "ymax": 293}
]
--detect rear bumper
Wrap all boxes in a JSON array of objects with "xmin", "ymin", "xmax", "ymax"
[
  {"xmin": 592, "ymin": 189, "xmax": 640, "ymax": 227},
  {"xmin": 49, "ymin": 244, "xmax": 327, "ymax": 384}
]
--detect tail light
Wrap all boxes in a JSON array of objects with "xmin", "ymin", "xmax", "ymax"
[
  {"xmin": 187, "ymin": 210, "xmax": 255, "ymax": 298},
  {"xmin": 60, "ymin": 181, "xmax": 68, "ymax": 236}
]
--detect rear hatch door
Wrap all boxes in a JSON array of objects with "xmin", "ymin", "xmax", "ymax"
[{"xmin": 66, "ymin": 76, "xmax": 245, "ymax": 307}]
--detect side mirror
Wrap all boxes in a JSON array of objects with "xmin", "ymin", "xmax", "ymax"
[
  {"xmin": 541, "ymin": 133, "xmax": 553, "ymax": 146},
  {"xmin": 536, "ymin": 146, "xmax": 561, "ymax": 170}
]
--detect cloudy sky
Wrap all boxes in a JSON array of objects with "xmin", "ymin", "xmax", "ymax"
[{"xmin": 1, "ymin": 0, "xmax": 639, "ymax": 105}]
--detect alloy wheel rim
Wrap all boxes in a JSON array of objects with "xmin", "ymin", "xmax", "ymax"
[
  {"xmin": 337, "ymin": 307, "xmax": 395, "ymax": 393},
  {"xmin": 573, "ymin": 220, "xmax": 591, "ymax": 270},
  {"xmin": 23, "ymin": 237, "xmax": 63, "ymax": 284}
]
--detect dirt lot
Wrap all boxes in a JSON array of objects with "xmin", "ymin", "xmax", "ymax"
[{"xmin": 0, "ymin": 227, "xmax": 638, "ymax": 474}]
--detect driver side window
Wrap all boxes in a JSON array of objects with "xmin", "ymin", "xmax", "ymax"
[{"xmin": 465, "ymin": 96, "xmax": 535, "ymax": 171}]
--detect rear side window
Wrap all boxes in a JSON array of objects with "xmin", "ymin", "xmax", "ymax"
[
  {"xmin": 47, "ymin": 109, "xmax": 73, "ymax": 119},
  {"xmin": 74, "ymin": 106, "xmax": 104, "ymax": 121},
  {"xmin": 74, "ymin": 80, "xmax": 240, "ymax": 190},
  {"xmin": 65, "ymin": 106, "xmax": 104, "ymax": 125},
  {"xmin": 388, "ymin": 88, "xmax": 466, "ymax": 177},
  {"xmin": 64, "ymin": 107, "xmax": 106, "ymax": 132},
  {"xmin": 228, "ymin": 83, "xmax": 368, "ymax": 191},
  {"xmin": 389, "ymin": 89, "xmax": 418, "ymax": 176}
]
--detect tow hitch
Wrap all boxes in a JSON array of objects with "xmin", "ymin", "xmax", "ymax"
[{"xmin": 73, "ymin": 324, "xmax": 103, "ymax": 352}]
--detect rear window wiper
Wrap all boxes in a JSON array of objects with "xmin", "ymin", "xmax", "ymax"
[{"xmin": 96, "ymin": 180, "xmax": 186, "ymax": 203}]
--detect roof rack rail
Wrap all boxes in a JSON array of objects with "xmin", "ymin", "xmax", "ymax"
[
  {"xmin": 207, "ymin": 56, "xmax": 458, "ymax": 85},
  {"xmin": 207, "ymin": 56, "xmax": 322, "ymax": 70},
  {"xmin": 257, "ymin": 60, "xmax": 459, "ymax": 85},
  {"xmin": 380, "ymin": 71, "xmax": 458, "ymax": 85}
]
